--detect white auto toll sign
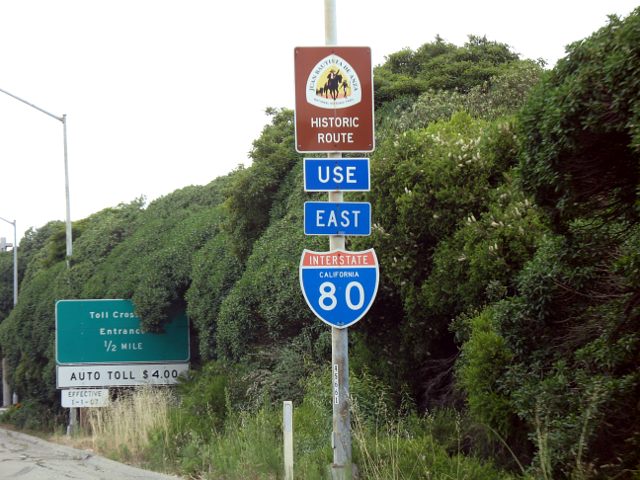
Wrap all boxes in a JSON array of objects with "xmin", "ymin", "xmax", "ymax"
[{"xmin": 56, "ymin": 363, "xmax": 189, "ymax": 388}]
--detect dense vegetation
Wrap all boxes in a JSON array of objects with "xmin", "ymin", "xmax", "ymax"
[{"xmin": 1, "ymin": 10, "xmax": 639, "ymax": 479}]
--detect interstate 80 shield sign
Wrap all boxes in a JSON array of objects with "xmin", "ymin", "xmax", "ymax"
[{"xmin": 300, "ymin": 249, "xmax": 379, "ymax": 328}]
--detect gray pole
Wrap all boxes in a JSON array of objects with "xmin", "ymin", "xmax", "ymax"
[
  {"xmin": 1, "ymin": 358, "xmax": 9, "ymax": 407},
  {"xmin": 62, "ymin": 114, "xmax": 76, "ymax": 432},
  {"xmin": 0, "ymin": 217, "xmax": 17, "ymax": 407},
  {"xmin": 324, "ymin": 1, "xmax": 353, "ymax": 478},
  {"xmin": 10, "ymin": 220, "xmax": 17, "ymax": 406},
  {"xmin": 330, "ymin": 181, "xmax": 352, "ymax": 478},
  {"xmin": 324, "ymin": 0, "xmax": 337, "ymax": 46},
  {"xmin": 62, "ymin": 115, "xmax": 72, "ymax": 260},
  {"xmin": 12, "ymin": 223, "xmax": 17, "ymax": 307},
  {"xmin": 8, "ymin": 220, "xmax": 17, "ymax": 307}
]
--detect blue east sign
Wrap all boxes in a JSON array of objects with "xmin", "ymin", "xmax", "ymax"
[
  {"xmin": 304, "ymin": 158, "xmax": 370, "ymax": 192},
  {"xmin": 304, "ymin": 201, "xmax": 371, "ymax": 236}
]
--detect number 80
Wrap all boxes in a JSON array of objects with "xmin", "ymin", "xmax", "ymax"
[{"xmin": 318, "ymin": 281, "xmax": 365, "ymax": 311}]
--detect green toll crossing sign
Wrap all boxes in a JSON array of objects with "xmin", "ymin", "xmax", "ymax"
[{"xmin": 56, "ymin": 299, "xmax": 190, "ymax": 365}]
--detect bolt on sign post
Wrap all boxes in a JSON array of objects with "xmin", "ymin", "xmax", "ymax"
[{"xmin": 294, "ymin": 3, "xmax": 377, "ymax": 477}]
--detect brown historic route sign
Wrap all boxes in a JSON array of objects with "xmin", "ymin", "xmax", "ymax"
[{"xmin": 294, "ymin": 46, "xmax": 374, "ymax": 153}]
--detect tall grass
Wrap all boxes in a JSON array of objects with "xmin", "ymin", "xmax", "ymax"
[
  {"xmin": 532, "ymin": 383, "xmax": 606, "ymax": 480},
  {"xmin": 59, "ymin": 374, "xmax": 519, "ymax": 480},
  {"xmin": 351, "ymin": 398, "xmax": 515, "ymax": 480},
  {"xmin": 85, "ymin": 387, "xmax": 175, "ymax": 463},
  {"xmin": 206, "ymin": 406, "xmax": 284, "ymax": 478},
  {"xmin": 150, "ymin": 396, "xmax": 329, "ymax": 479}
]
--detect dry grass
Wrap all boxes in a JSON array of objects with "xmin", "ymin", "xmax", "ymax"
[
  {"xmin": 51, "ymin": 387, "xmax": 175, "ymax": 464},
  {"xmin": 88, "ymin": 387, "xmax": 175, "ymax": 461}
]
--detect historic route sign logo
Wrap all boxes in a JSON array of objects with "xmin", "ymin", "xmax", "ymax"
[
  {"xmin": 305, "ymin": 53, "xmax": 362, "ymax": 109},
  {"xmin": 294, "ymin": 46, "xmax": 374, "ymax": 153},
  {"xmin": 299, "ymin": 249, "xmax": 379, "ymax": 328}
]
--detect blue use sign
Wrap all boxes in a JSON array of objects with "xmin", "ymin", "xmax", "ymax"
[
  {"xmin": 299, "ymin": 249, "xmax": 379, "ymax": 328},
  {"xmin": 304, "ymin": 201, "xmax": 371, "ymax": 236},
  {"xmin": 304, "ymin": 158, "xmax": 370, "ymax": 192}
]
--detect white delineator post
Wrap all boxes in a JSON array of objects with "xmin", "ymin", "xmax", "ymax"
[{"xmin": 283, "ymin": 401, "xmax": 294, "ymax": 480}]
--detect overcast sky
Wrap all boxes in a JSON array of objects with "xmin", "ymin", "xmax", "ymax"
[{"xmin": 0, "ymin": 0, "xmax": 637, "ymax": 243}]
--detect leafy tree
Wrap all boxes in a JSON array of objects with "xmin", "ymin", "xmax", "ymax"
[
  {"xmin": 224, "ymin": 108, "xmax": 299, "ymax": 262},
  {"xmin": 374, "ymin": 35, "xmax": 520, "ymax": 106},
  {"xmin": 456, "ymin": 9, "xmax": 640, "ymax": 476},
  {"xmin": 378, "ymin": 60, "xmax": 542, "ymax": 145},
  {"xmin": 0, "ymin": 252, "xmax": 14, "ymax": 322},
  {"xmin": 185, "ymin": 226, "xmax": 242, "ymax": 361},
  {"xmin": 427, "ymin": 172, "xmax": 546, "ymax": 322},
  {"xmin": 217, "ymin": 163, "xmax": 323, "ymax": 361},
  {"xmin": 519, "ymin": 8, "xmax": 640, "ymax": 229},
  {"xmin": 363, "ymin": 112, "xmax": 525, "ymax": 407}
]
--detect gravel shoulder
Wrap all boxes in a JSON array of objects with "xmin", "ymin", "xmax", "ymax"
[{"xmin": 0, "ymin": 427, "xmax": 183, "ymax": 480}]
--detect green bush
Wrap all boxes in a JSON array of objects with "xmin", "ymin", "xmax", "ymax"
[
  {"xmin": 374, "ymin": 35, "xmax": 520, "ymax": 106},
  {"xmin": 456, "ymin": 307, "xmax": 514, "ymax": 437},
  {"xmin": 519, "ymin": 8, "xmax": 640, "ymax": 229},
  {"xmin": 367, "ymin": 112, "xmax": 527, "ymax": 401},
  {"xmin": 0, "ymin": 399, "xmax": 63, "ymax": 432}
]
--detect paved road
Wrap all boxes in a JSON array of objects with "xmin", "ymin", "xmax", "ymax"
[{"xmin": 0, "ymin": 428, "xmax": 183, "ymax": 480}]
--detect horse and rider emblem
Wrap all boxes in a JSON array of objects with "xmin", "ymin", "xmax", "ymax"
[{"xmin": 305, "ymin": 54, "xmax": 362, "ymax": 109}]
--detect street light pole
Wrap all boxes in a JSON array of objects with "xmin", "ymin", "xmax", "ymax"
[
  {"xmin": 0, "ymin": 87, "xmax": 73, "ymax": 423},
  {"xmin": 62, "ymin": 114, "xmax": 72, "ymax": 260},
  {"xmin": 0, "ymin": 216, "xmax": 17, "ymax": 407},
  {"xmin": 0, "ymin": 87, "xmax": 73, "ymax": 259}
]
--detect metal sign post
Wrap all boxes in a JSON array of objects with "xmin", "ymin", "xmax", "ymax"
[
  {"xmin": 328, "ymin": 173, "xmax": 351, "ymax": 478},
  {"xmin": 294, "ymin": 2, "xmax": 377, "ymax": 478},
  {"xmin": 0, "ymin": 218, "xmax": 17, "ymax": 408},
  {"xmin": 327, "ymin": 4, "xmax": 350, "ymax": 476}
]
